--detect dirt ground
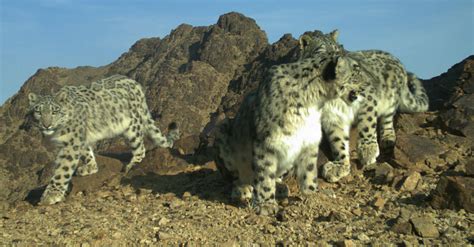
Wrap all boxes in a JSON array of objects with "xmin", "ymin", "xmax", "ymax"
[{"xmin": 1, "ymin": 150, "xmax": 473, "ymax": 246}]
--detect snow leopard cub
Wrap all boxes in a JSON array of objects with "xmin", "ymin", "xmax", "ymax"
[
  {"xmin": 28, "ymin": 75, "xmax": 180, "ymax": 205},
  {"xmin": 215, "ymin": 51, "xmax": 365, "ymax": 215},
  {"xmin": 299, "ymin": 30, "xmax": 429, "ymax": 182}
]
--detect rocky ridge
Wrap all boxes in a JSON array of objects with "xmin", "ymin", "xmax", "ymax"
[{"xmin": 0, "ymin": 12, "xmax": 473, "ymax": 245}]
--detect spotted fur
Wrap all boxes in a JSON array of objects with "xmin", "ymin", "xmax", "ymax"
[
  {"xmin": 28, "ymin": 75, "xmax": 179, "ymax": 205},
  {"xmin": 215, "ymin": 52, "xmax": 364, "ymax": 215},
  {"xmin": 299, "ymin": 30, "xmax": 429, "ymax": 182}
]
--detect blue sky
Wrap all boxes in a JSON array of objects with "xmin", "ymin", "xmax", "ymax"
[{"xmin": 1, "ymin": 0, "xmax": 473, "ymax": 104}]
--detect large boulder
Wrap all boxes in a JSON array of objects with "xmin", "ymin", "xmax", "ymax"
[{"xmin": 430, "ymin": 172, "xmax": 474, "ymax": 213}]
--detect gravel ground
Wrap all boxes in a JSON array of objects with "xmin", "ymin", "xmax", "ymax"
[{"xmin": 1, "ymin": 158, "xmax": 473, "ymax": 245}]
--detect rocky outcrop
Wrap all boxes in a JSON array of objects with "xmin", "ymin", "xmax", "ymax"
[
  {"xmin": 0, "ymin": 11, "xmax": 473, "ymax": 218},
  {"xmin": 0, "ymin": 12, "xmax": 269, "ymax": 209},
  {"xmin": 424, "ymin": 56, "xmax": 474, "ymax": 139}
]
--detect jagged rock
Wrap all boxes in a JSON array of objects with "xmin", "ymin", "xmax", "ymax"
[
  {"xmin": 0, "ymin": 12, "xmax": 270, "ymax": 207},
  {"xmin": 428, "ymin": 56, "xmax": 474, "ymax": 138},
  {"xmin": 424, "ymin": 55, "xmax": 474, "ymax": 111},
  {"xmin": 107, "ymin": 12, "xmax": 268, "ymax": 151},
  {"xmin": 430, "ymin": 174, "xmax": 474, "ymax": 213}
]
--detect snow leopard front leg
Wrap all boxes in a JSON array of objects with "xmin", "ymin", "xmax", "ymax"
[
  {"xmin": 321, "ymin": 119, "xmax": 352, "ymax": 183},
  {"xmin": 76, "ymin": 146, "xmax": 98, "ymax": 176},
  {"xmin": 356, "ymin": 99, "xmax": 380, "ymax": 166},
  {"xmin": 252, "ymin": 142, "xmax": 279, "ymax": 216},
  {"xmin": 40, "ymin": 145, "xmax": 82, "ymax": 205},
  {"xmin": 295, "ymin": 145, "xmax": 319, "ymax": 194},
  {"xmin": 378, "ymin": 111, "xmax": 397, "ymax": 153}
]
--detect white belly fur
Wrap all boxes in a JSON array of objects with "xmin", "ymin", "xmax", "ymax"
[
  {"xmin": 86, "ymin": 117, "xmax": 132, "ymax": 144},
  {"xmin": 270, "ymin": 107, "xmax": 322, "ymax": 176}
]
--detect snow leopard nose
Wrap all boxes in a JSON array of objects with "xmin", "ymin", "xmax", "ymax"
[{"xmin": 41, "ymin": 117, "xmax": 53, "ymax": 129}]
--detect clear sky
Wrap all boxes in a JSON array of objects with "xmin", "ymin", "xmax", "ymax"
[{"xmin": 1, "ymin": 0, "xmax": 473, "ymax": 104}]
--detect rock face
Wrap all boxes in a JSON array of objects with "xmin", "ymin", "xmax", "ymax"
[
  {"xmin": 0, "ymin": 12, "xmax": 269, "ymax": 209},
  {"xmin": 0, "ymin": 11, "xmax": 473, "ymax": 219},
  {"xmin": 425, "ymin": 55, "xmax": 474, "ymax": 139}
]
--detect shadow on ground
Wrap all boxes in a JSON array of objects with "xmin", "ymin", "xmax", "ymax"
[{"xmin": 121, "ymin": 168, "xmax": 233, "ymax": 205}]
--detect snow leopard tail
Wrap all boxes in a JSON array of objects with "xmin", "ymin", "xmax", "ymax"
[
  {"xmin": 140, "ymin": 98, "xmax": 180, "ymax": 149},
  {"xmin": 399, "ymin": 72, "xmax": 429, "ymax": 113},
  {"xmin": 144, "ymin": 115, "xmax": 180, "ymax": 148},
  {"xmin": 214, "ymin": 118, "xmax": 235, "ymax": 181}
]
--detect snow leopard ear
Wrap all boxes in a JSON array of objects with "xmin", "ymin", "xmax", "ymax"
[
  {"xmin": 299, "ymin": 35, "xmax": 312, "ymax": 50},
  {"xmin": 322, "ymin": 56, "xmax": 351, "ymax": 82},
  {"xmin": 55, "ymin": 90, "xmax": 68, "ymax": 102},
  {"xmin": 334, "ymin": 56, "xmax": 351, "ymax": 81},
  {"xmin": 28, "ymin": 93, "xmax": 38, "ymax": 106},
  {"xmin": 329, "ymin": 29, "xmax": 339, "ymax": 42}
]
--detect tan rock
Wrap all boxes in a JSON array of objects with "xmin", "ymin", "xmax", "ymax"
[
  {"xmin": 399, "ymin": 171, "xmax": 421, "ymax": 191},
  {"xmin": 410, "ymin": 216, "xmax": 439, "ymax": 238},
  {"xmin": 337, "ymin": 239, "xmax": 356, "ymax": 247},
  {"xmin": 372, "ymin": 196, "xmax": 386, "ymax": 210}
]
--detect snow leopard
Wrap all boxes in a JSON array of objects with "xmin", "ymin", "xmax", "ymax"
[
  {"xmin": 299, "ymin": 30, "xmax": 429, "ymax": 182},
  {"xmin": 28, "ymin": 75, "xmax": 180, "ymax": 205},
  {"xmin": 215, "ymin": 51, "xmax": 365, "ymax": 215}
]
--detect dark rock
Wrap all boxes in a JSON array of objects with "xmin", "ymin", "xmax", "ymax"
[
  {"xmin": 391, "ymin": 221, "xmax": 413, "ymax": 235},
  {"xmin": 466, "ymin": 159, "xmax": 474, "ymax": 176},
  {"xmin": 440, "ymin": 94, "xmax": 474, "ymax": 138},
  {"xmin": 336, "ymin": 240, "xmax": 356, "ymax": 247},
  {"xmin": 423, "ymin": 55, "xmax": 474, "ymax": 111},
  {"xmin": 430, "ymin": 174, "xmax": 474, "ymax": 213},
  {"xmin": 107, "ymin": 12, "xmax": 268, "ymax": 149},
  {"xmin": 425, "ymin": 56, "xmax": 474, "ymax": 138},
  {"xmin": 0, "ymin": 131, "xmax": 54, "ymax": 212},
  {"xmin": 392, "ymin": 133, "xmax": 444, "ymax": 171},
  {"xmin": 69, "ymin": 155, "xmax": 123, "ymax": 196},
  {"xmin": 395, "ymin": 113, "xmax": 429, "ymax": 135}
]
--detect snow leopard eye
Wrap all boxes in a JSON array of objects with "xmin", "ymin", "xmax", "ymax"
[
  {"xmin": 348, "ymin": 90, "xmax": 358, "ymax": 102},
  {"xmin": 52, "ymin": 106, "xmax": 60, "ymax": 112}
]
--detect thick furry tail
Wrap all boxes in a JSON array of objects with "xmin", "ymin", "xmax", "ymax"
[
  {"xmin": 399, "ymin": 72, "xmax": 429, "ymax": 113},
  {"xmin": 144, "ymin": 114, "xmax": 180, "ymax": 148},
  {"xmin": 165, "ymin": 122, "xmax": 180, "ymax": 147},
  {"xmin": 213, "ymin": 118, "xmax": 235, "ymax": 181}
]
